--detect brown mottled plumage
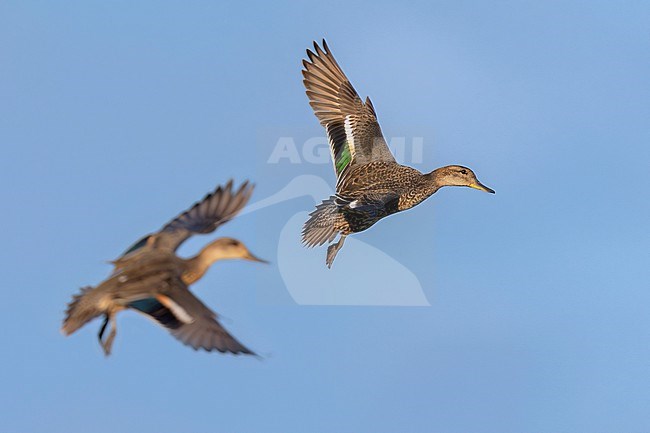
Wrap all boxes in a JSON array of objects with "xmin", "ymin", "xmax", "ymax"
[
  {"xmin": 301, "ymin": 40, "xmax": 495, "ymax": 267},
  {"xmin": 62, "ymin": 181, "xmax": 266, "ymax": 356}
]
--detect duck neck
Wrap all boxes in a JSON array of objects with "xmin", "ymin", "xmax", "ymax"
[
  {"xmin": 423, "ymin": 168, "xmax": 446, "ymax": 195},
  {"xmin": 183, "ymin": 246, "xmax": 225, "ymax": 285}
]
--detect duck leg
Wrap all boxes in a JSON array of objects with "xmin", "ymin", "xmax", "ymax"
[
  {"xmin": 326, "ymin": 235, "xmax": 347, "ymax": 268},
  {"xmin": 97, "ymin": 313, "xmax": 117, "ymax": 357},
  {"xmin": 98, "ymin": 315, "xmax": 109, "ymax": 344}
]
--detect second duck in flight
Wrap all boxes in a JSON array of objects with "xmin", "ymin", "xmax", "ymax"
[
  {"xmin": 301, "ymin": 40, "xmax": 495, "ymax": 267},
  {"xmin": 62, "ymin": 181, "xmax": 265, "ymax": 356}
]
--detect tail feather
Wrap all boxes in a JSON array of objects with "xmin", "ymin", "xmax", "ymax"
[
  {"xmin": 62, "ymin": 286, "xmax": 104, "ymax": 336},
  {"xmin": 302, "ymin": 197, "xmax": 341, "ymax": 247}
]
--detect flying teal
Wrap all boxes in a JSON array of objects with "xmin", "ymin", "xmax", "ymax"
[
  {"xmin": 62, "ymin": 181, "xmax": 265, "ymax": 356},
  {"xmin": 301, "ymin": 40, "xmax": 494, "ymax": 267}
]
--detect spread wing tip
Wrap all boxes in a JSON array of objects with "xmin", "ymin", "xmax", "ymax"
[{"xmin": 303, "ymin": 39, "xmax": 331, "ymax": 69}]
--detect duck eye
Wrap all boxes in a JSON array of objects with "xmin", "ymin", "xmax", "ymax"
[
  {"xmin": 460, "ymin": 169, "xmax": 467, "ymax": 175},
  {"xmin": 227, "ymin": 240, "xmax": 239, "ymax": 246}
]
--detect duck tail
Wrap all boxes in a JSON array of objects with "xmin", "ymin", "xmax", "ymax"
[
  {"xmin": 302, "ymin": 196, "xmax": 341, "ymax": 247},
  {"xmin": 61, "ymin": 286, "xmax": 104, "ymax": 336}
]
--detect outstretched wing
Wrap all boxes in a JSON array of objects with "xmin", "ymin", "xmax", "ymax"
[
  {"xmin": 127, "ymin": 275, "xmax": 255, "ymax": 355},
  {"xmin": 119, "ymin": 181, "xmax": 254, "ymax": 257},
  {"xmin": 302, "ymin": 40, "xmax": 395, "ymax": 177}
]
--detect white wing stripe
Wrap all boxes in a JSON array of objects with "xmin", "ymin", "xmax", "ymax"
[
  {"xmin": 157, "ymin": 296, "xmax": 195, "ymax": 324},
  {"xmin": 344, "ymin": 115, "xmax": 356, "ymax": 160}
]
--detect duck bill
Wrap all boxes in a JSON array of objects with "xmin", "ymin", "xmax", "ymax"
[
  {"xmin": 245, "ymin": 252, "xmax": 269, "ymax": 264},
  {"xmin": 469, "ymin": 181, "xmax": 495, "ymax": 194}
]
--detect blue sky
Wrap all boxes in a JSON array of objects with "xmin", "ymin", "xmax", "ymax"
[{"xmin": 1, "ymin": 1, "xmax": 649, "ymax": 432}]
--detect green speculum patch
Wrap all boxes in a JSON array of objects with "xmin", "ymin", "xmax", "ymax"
[{"xmin": 336, "ymin": 145, "xmax": 352, "ymax": 174}]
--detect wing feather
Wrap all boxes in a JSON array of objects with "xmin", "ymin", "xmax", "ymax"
[
  {"xmin": 127, "ymin": 275, "xmax": 255, "ymax": 355},
  {"xmin": 302, "ymin": 39, "xmax": 395, "ymax": 177},
  {"xmin": 119, "ymin": 181, "xmax": 254, "ymax": 256}
]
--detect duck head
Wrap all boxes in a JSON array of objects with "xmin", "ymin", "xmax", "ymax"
[
  {"xmin": 200, "ymin": 237, "xmax": 268, "ymax": 264},
  {"xmin": 431, "ymin": 165, "xmax": 495, "ymax": 193}
]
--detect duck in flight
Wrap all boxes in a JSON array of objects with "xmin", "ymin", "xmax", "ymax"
[
  {"xmin": 301, "ymin": 40, "xmax": 495, "ymax": 267},
  {"xmin": 62, "ymin": 181, "xmax": 265, "ymax": 356}
]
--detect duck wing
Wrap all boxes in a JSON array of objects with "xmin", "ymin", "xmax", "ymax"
[
  {"xmin": 127, "ymin": 274, "xmax": 255, "ymax": 355},
  {"xmin": 335, "ymin": 192, "xmax": 400, "ymax": 218},
  {"xmin": 119, "ymin": 180, "xmax": 254, "ymax": 257},
  {"xmin": 302, "ymin": 40, "xmax": 395, "ymax": 178}
]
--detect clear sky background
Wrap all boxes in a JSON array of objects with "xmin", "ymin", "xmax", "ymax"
[{"xmin": 2, "ymin": 1, "xmax": 649, "ymax": 432}]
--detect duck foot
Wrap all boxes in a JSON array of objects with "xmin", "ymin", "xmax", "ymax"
[{"xmin": 326, "ymin": 235, "xmax": 347, "ymax": 268}]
